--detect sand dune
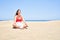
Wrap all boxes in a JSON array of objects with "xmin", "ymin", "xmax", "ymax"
[{"xmin": 0, "ymin": 20, "xmax": 60, "ymax": 40}]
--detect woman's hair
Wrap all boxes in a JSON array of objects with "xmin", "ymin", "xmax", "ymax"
[{"xmin": 15, "ymin": 9, "xmax": 21, "ymax": 16}]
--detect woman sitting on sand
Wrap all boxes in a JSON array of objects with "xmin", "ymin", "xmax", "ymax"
[{"xmin": 13, "ymin": 9, "xmax": 28, "ymax": 29}]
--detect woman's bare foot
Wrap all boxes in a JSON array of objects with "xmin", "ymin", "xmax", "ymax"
[{"xmin": 23, "ymin": 26, "xmax": 28, "ymax": 29}]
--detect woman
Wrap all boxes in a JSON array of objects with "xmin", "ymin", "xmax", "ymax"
[{"xmin": 13, "ymin": 9, "xmax": 28, "ymax": 29}]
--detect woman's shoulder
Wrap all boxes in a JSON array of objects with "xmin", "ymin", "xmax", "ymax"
[{"xmin": 15, "ymin": 15, "xmax": 18, "ymax": 18}]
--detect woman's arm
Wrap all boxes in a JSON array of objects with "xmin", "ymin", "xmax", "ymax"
[
  {"xmin": 13, "ymin": 16, "xmax": 17, "ymax": 25},
  {"xmin": 21, "ymin": 15, "xmax": 28, "ymax": 26}
]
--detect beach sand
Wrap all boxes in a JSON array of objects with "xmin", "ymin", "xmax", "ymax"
[{"xmin": 0, "ymin": 20, "xmax": 60, "ymax": 40}]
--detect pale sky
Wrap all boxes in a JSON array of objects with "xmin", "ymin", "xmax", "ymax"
[{"xmin": 0, "ymin": 0, "xmax": 60, "ymax": 20}]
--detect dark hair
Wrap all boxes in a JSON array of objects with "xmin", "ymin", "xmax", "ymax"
[{"xmin": 15, "ymin": 9, "xmax": 21, "ymax": 15}]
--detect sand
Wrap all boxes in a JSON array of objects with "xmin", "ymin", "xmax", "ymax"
[{"xmin": 0, "ymin": 20, "xmax": 60, "ymax": 40}]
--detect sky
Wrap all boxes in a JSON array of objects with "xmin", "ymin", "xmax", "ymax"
[{"xmin": 0, "ymin": 0, "xmax": 60, "ymax": 20}]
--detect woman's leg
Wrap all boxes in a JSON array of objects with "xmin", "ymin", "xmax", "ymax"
[
  {"xmin": 13, "ymin": 24, "xmax": 20, "ymax": 29},
  {"xmin": 23, "ymin": 24, "xmax": 28, "ymax": 29}
]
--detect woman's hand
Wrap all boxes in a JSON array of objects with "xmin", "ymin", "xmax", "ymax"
[{"xmin": 25, "ymin": 22, "xmax": 28, "ymax": 27}]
